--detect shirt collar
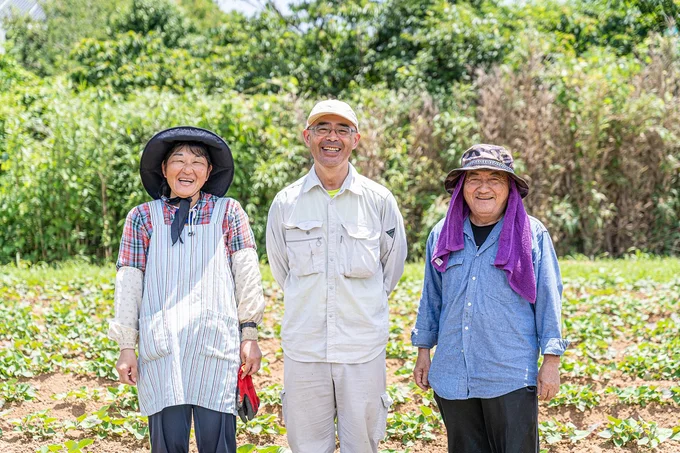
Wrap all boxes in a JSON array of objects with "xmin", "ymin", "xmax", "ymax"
[
  {"xmin": 463, "ymin": 215, "xmax": 505, "ymax": 254},
  {"xmin": 302, "ymin": 163, "xmax": 363, "ymax": 196},
  {"xmin": 161, "ymin": 191, "xmax": 209, "ymax": 211}
]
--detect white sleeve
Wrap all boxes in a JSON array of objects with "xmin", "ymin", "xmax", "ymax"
[
  {"xmin": 231, "ymin": 248, "xmax": 265, "ymax": 341},
  {"xmin": 108, "ymin": 266, "xmax": 143, "ymax": 350},
  {"xmin": 380, "ymin": 193, "xmax": 407, "ymax": 296},
  {"xmin": 266, "ymin": 197, "xmax": 289, "ymax": 289}
]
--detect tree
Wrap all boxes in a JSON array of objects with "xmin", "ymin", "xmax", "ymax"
[{"xmin": 3, "ymin": 0, "xmax": 123, "ymax": 75}]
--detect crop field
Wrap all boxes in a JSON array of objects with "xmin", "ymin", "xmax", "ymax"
[{"xmin": 0, "ymin": 258, "xmax": 679, "ymax": 453}]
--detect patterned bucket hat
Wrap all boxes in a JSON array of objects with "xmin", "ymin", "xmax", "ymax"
[{"xmin": 444, "ymin": 144, "xmax": 529, "ymax": 198}]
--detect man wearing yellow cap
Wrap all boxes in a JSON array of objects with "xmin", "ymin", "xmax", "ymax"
[{"xmin": 266, "ymin": 100, "xmax": 407, "ymax": 452}]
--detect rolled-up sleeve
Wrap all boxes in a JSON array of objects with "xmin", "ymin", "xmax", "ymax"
[
  {"xmin": 534, "ymin": 230, "xmax": 570, "ymax": 356},
  {"xmin": 380, "ymin": 193, "xmax": 407, "ymax": 296},
  {"xmin": 411, "ymin": 229, "xmax": 443, "ymax": 349}
]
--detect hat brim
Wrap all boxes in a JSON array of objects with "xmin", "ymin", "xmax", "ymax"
[
  {"xmin": 306, "ymin": 112, "xmax": 359, "ymax": 131},
  {"xmin": 140, "ymin": 126, "xmax": 234, "ymax": 199},
  {"xmin": 444, "ymin": 166, "xmax": 530, "ymax": 198}
]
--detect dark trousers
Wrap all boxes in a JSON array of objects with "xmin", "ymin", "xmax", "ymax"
[
  {"xmin": 148, "ymin": 405, "xmax": 237, "ymax": 453},
  {"xmin": 434, "ymin": 387, "xmax": 539, "ymax": 453}
]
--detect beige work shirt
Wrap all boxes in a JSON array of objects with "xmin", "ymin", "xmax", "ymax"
[{"xmin": 266, "ymin": 164, "xmax": 407, "ymax": 364}]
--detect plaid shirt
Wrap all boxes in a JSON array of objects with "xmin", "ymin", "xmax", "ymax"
[{"xmin": 117, "ymin": 192, "xmax": 256, "ymax": 272}]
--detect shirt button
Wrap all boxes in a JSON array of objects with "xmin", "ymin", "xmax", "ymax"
[
  {"xmin": 465, "ymin": 326, "xmax": 469, "ymax": 330},
  {"xmin": 472, "ymin": 276, "xmax": 476, "ymax": 280},
  {"xmin": 330, "ymin": 257, "xmax": 334, "ymax": 262},
  {"xmin": 306, "ymin": 231, "xmax": 310, "ymax": 235},
  {"xmin": 461, "ymin": 349, "xmax": 464, "ymax": 353},
  {"xmin": 468, "ymin": 302, "xmax": 472, "ymax": 306}
]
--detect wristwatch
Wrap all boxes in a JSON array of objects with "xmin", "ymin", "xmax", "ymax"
[{"xmin": 239, "ymin": 322, "xmax": 257, "ymax": 331}]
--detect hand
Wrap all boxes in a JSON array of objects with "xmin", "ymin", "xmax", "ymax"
[
  {"xmin": 413, "ymin": 348, "xmax": 432, "ymax": 391},
  {"xmin": 116, "ymin": 349, "xmax": 138, "ymax": 385},
  {"xmin": 537, "ymin": 354, "xmax": 560, "ymax": 401},
  {"xmin": 240, "ymin": 340, "xmax": 262, "ymax": 376}
]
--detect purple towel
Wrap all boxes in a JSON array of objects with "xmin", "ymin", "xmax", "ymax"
[
  {"xmin": 431, "ymin": 175, "xmax": 537, "ymax": 303},
  {"xmin": 431, "ymin": 175, "xmax": 469, "ymax": 269}
]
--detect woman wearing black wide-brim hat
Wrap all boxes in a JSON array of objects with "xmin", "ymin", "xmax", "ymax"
[{"xmin": 108, "ymin": 126, "xmax": 265, "ymax": 452}]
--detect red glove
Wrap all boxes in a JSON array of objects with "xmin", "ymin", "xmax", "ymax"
[{"xmin": 237, "ymin": 368, "xmax": 260, "ymax": 423}]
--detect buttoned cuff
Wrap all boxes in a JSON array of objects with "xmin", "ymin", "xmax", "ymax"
[
  {"xmin": 108, "ymin": 321, "xmax": 138, "ymax": 350},
  {"xmin": 411, "ymin": 328, "xmax": 438, "ymax": 349},
  {"xmin": 541, "ymin": 338, "xmax": 570, "ymax": 356},
  {"xmin": 241, "ymin": 327, "xmax": 258, "ymax": 341}
]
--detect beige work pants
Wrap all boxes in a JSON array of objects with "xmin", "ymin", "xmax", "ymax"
[{"xmin": 282, "ymin": 350, "xmax": 392, "ymax": 453}]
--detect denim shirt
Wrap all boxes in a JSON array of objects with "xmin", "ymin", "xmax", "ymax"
[{"xmin": 411, "ymin": 215, "xmax": 569, "ymax": 400}]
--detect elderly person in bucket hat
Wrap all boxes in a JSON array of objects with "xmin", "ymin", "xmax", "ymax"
[
  {"xmin": 108, "ymin": 126, "xmax": 266, "ymax": 453},
  {"xmin": 411, "ymin": 144, "xmax": 569, "ymax": 453},
  {"xmin": 266, "ymin": 100, "xmax": 407, "ymax": 452}
]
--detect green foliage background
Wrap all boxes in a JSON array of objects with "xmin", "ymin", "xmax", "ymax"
[{"xmin": 1, "ymin": 0, "xmax": 679, "ymax": 263}]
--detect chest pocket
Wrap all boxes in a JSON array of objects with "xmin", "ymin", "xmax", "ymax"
[
  {"xmin": 284, "ymin": 220, "xmax": 325, "ymax": 277},
  {"xmin": 441, "ymin": 251, "xmax": 466, "ymax": 295},
  {"xmin": 485, "ymin": 263, "xmax": 523, "ymax": 305},
  {"xmin": 340, "ymin": 223, "xmax": 381, "ymax": 279},
  {"xmin": 444, "ymin": 252, "xmax": 465, "ymax": 272}
]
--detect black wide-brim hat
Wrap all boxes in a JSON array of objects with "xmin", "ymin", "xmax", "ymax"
[{"xmin": 140, "ymin": 126, "xmax": 234, "ymax": 199}]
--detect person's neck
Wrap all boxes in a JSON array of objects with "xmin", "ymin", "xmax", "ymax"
[
  {"xmin": 315, "ymin": 164, "xmax": 349, "ymax": 191},
  {"xmin": 469, "ymin": 213, "xmax": 502, "ymax": 227},
  {"xmin": 170, "ymin": 191, "xmax": 201, "ymax": 208}
]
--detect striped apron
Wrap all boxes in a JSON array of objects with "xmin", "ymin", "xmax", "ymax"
[{"xmin": 137, "ymin": 198, "xmax": 240, "ymax": 417}]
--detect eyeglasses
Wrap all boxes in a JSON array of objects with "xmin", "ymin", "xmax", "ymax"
[{"xmin": 307, "ymin": 125, "xmax": 356, "ymax": 137}]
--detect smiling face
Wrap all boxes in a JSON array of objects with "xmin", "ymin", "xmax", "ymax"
[
  {"xmin": 463, "ymin": 170, "xmax": 510, "ymax": 226},
  {"xmin": 302, "ymin": 114, "xmax": 360, "ymax": 172},
  {"xmin": 161, "ymin": 144, "xmax": 212, "ymax": 200}
]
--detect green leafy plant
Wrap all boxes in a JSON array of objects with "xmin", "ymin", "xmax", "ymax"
[
  {"xmin": 548, "ymin": 384, "xmax": 601, "ymax": 411},
  {"xmin": 236, "ymin": 414, "xmax": 286, "ymax": 436},
  {"xmin": 385, "ymin": 405, "xmax": 441, "ymax": 444},
  {"xmin": 386, "ymin": 384, "xmax": 412, "ymax": 406},
  {"xmin": 257, "ymin": 383, "xmax": 283, "ymax": 409},
  {"xmin": 37, "ymin": 438, "xmax": 95, "ymax": 453},
  {"xmin": 598, "ymin": 416, "xmax": 677, "ymax": 448},
  {"xmin": 236, "ymin": 445, "xmax": 290, "ymax": 453},
  {"xmin": 10, "ymin": 410, "xmax": 60, "ymax": 440},
  {"xmin": 0, "ymin": 379, "xmax": 38, "ymax": 407},
  {"xmin": 606, "ymin": 385, "xmax": 672, "ymax": 407},
  {"xmin": 539, "ymin": 420, "xmax": 593, "ymax": 444}
]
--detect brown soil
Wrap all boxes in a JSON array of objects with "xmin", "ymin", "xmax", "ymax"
[
  {"xmin": 2, "ymin": 350, "xmax": 679, "ymax": 452},
  {"xmin": 1, "ymin": 293, "xmax": 678, "ymax": 452}
]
